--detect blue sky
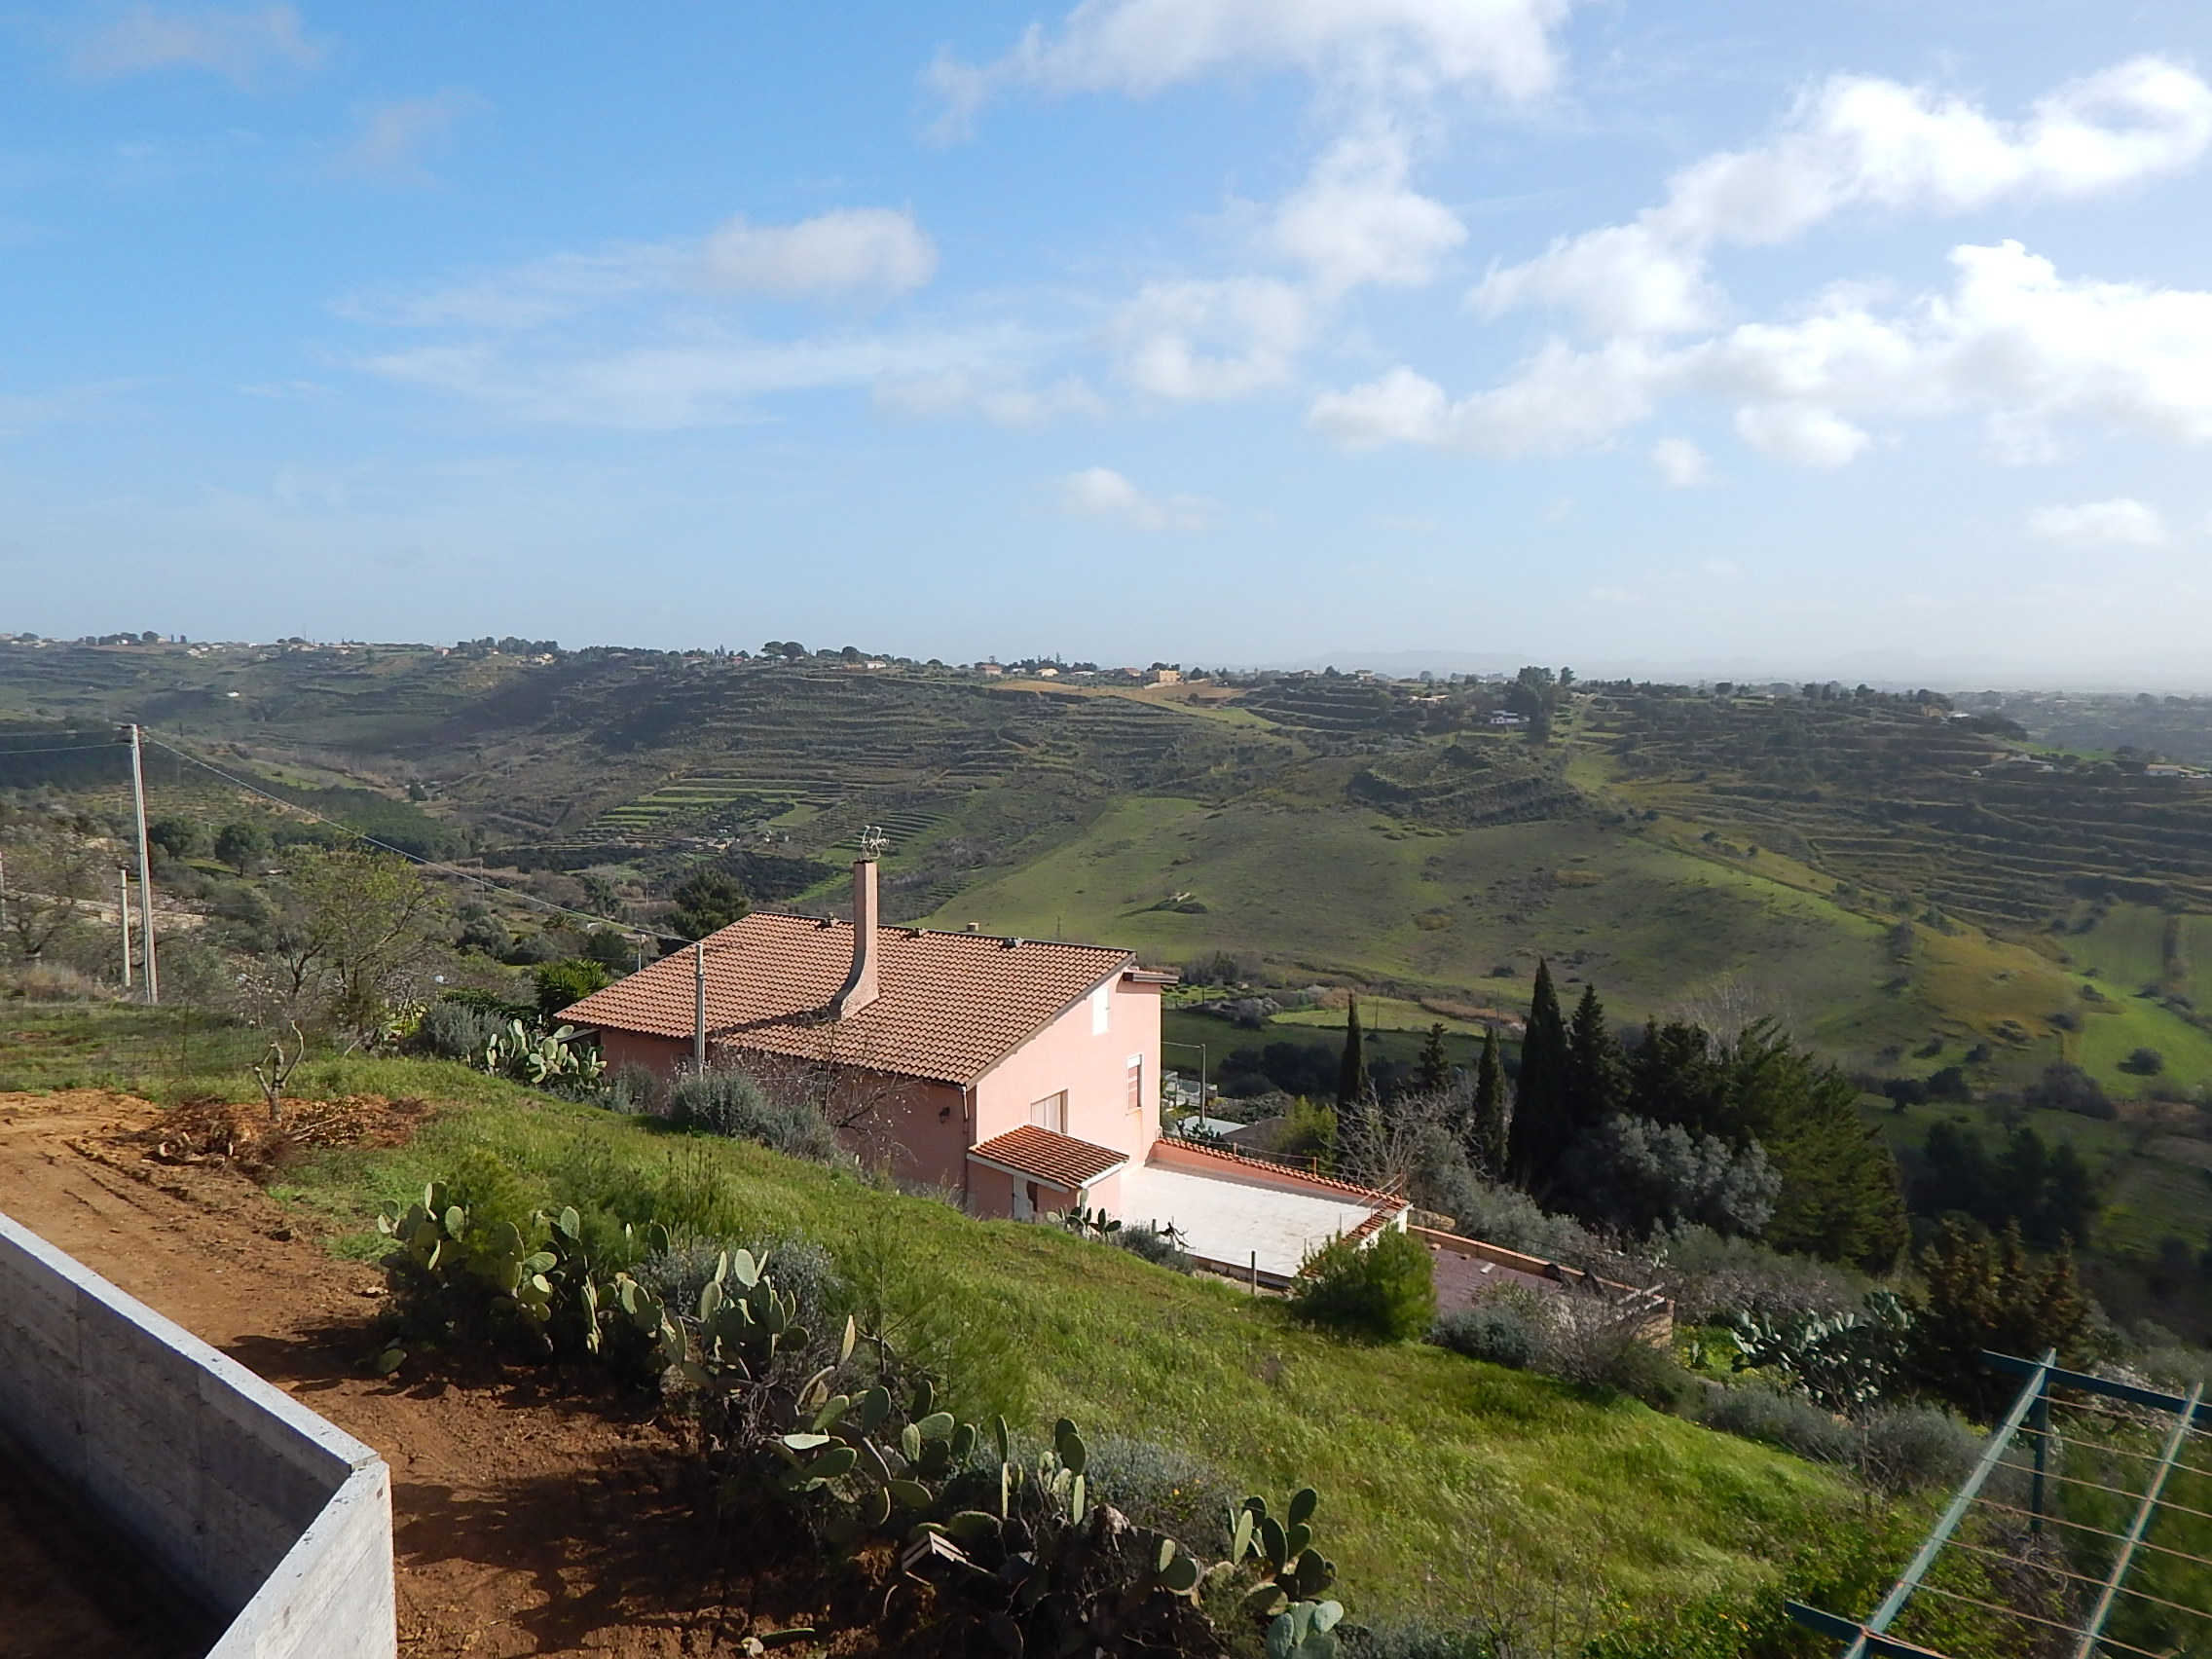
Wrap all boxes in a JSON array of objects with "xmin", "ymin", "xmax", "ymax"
[{"xmin": 5, "ymin": 2, "xmax": 2212, "ymax": 682}]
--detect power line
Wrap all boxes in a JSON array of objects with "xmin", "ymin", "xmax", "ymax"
[
  {"xmin": 0, "ymin": 740, "xmax": 130, "ymax": 756},
  {"xmin": 137, "ymin": 729, "xmax": 689, "ymax": 946}
]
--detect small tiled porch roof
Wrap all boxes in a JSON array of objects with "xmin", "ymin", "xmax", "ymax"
[{"xmin": 968, "ymin": 1125, "xmax": 1128, "ymax": 1190}]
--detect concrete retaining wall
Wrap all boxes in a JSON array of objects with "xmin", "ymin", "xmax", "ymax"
[{"xmin": 0, "ymin": 1210, "xmax": 394, "ymax": 1659}]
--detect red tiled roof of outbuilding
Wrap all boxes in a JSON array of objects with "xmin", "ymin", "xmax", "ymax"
[
  {"xmin": 967, "ymin": 1124, "xmax": 1128, "ymax": 1189},
  {"xmin": 559, "ymin": 914, "xmax": 1136, "ymax": 1088}
]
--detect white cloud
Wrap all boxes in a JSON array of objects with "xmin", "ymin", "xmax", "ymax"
[
  {"xmin": 340, "ymin": 206, "xmax": 937, "ymax": 330},
  {"xmin": 873, "ymin": 369, "xmax": 1104, "ymax": 427},
  {"xmin": 360, "ymin": 325, "xmax": 1032, "ymax": 429},
  {"xmin": 336, "ymin": 90, "xmax": 481, "ymax": 184},
  {"xmin": 700, "ymin": 208, "xmax": 938, "ymax": 299},
  {"xmin": 1651, "ymin": 437, "xmax": 1713, "ymax": 487},
  {"xmin": 64, "ymin": 2, "xmax": 324, "ymax": 87},
  {"xmin": 1732, "ymin": 403, "xmax": 1871, "ymax": 468},
  {"xmin": 1111, "ymin": 276, "xmax": 1312, "ymax": 400},
  {"xmin": 1267, "ymin": 122, "xmax": 1464, "ymax": 292},
  {"xmin": 931, "ymin": 0, "xmax": 1570, "ymax": 135},
  {"xmin": 1700, "ymin": 557, "xmax": 1742, "ymax": 576},
  {"xmin": 1052, "ymin": 465, "xmax": 1212, "ymax": 531},
  {"xmin": 2026, "ymin": 498, "xmax": 2170, "ymax": 547},
  {"xmin": 1308, "ymin": 364, "xmax": 1451, "ymax": 447},
  {"xmin": 1475, "ymin": 56, "xmax": 2212, "ymax": 339},
  {"xmin": 337, "ymin": 248, "xmax": 675, "ymax": 330},
  {"xmin": 1588, "ymin": 586, "xmax": 1639, "ymax": 605},
  {"xmin": 1321, "ymin": 240, "xmax": 2212, "ymax": 462}
]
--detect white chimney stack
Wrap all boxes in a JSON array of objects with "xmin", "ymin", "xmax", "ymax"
[{"xmin": 827, "ymin": 855, "xmax": 880, "ymax": 1019}]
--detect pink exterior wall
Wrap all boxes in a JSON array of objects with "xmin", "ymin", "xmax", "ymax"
[
  {"xmin": 972, "ymin": 977, "xmax": 1161, "ymax": 1163},
  {"xmin": 601, "ymin": 1030, "xmax": 687, "ymax": 1074},
  {"xmin": 586, "ymin": 973, "xmax": 1161, "ymax": 1206}
]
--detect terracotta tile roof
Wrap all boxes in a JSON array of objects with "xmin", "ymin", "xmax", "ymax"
[
  {"xmin": 968, "ymin": 1125, "xmax": 1128, "ymax": 1189},
  {"xmin": 561, "ymin": 914, "xmax": 1135, "ymax": 1087},
  {"xmin": 1154, "ymin": 1136, "xmax": 1407, "ymax": 1208}
]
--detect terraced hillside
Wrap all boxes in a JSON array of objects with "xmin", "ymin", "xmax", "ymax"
[{"xmin": 1584, "ymin": 687, "xmax": 2212, "ymax": 933}]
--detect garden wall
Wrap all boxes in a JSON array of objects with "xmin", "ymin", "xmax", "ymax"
[{"xmin": 0, "ymin": 1209, "xmax": 393, "ymax": 1659}]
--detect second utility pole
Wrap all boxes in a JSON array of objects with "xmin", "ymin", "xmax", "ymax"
[
  {"xmin": 126, "ymin": 724, "xmax": 160, "ymax": 1004},
  {"xmin": 692, "ymin": 939, "xmax": 707, "ymax": 1071}
]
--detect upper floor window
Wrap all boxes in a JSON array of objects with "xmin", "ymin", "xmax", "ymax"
[{"xmin": 1090, "ymin": 984, "xmax": 1111, "ymax": 1035}]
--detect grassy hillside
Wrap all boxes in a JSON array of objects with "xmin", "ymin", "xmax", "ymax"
[
  {"xmin": 925, "ymin": 797, "xmax": 1894, "ymax": 1030},
  {"xmin": 236, "ymin": 1060, "xmax": 1870, "ymax": 1631}
]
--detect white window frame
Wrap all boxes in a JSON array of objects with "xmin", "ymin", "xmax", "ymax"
[
  {"xmin": 1090, "ymin": 983, "xmax": 1111, "ymax": 1035},
  {"xmin": 1029, "ymin": 1091, "xmax": 1068, "ymax": 1133}
]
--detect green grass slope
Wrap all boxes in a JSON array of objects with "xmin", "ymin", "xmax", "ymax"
[
  {"xmin": 255, "ymin": 1063, "xmax": 1865, "ymax": 1626},
  {"xmin": 924, "ymin": 795, "xmax": 1895, "ymax": 1029}
]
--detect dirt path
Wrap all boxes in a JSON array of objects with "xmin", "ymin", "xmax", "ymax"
[{"xmin": 0, "ymin": 1091, "xmax": 812, "ymax": 1659}]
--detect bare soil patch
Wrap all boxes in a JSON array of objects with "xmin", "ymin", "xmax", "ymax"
[{"xmin": 0, "ymin": 1090, "xmax": 831, "ymax": 1659}]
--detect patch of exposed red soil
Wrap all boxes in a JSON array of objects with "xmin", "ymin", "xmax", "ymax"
[{"xmin": 0, "ymin": 1091, "xmax": 842, "ymax": 1659}]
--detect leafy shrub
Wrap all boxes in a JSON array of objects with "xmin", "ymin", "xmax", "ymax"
[
  {"xmin": 0, "ymin": 962, "xmax": 105, "ymax": 1001},
  {"xmin": 2024, "ymin": 1061, "xmax": 2114, "ymax": 1119},
  {"xmin": 670, "ymin": 1068, "xmax": 843, "ymax": 1162},
  {"xmin": 1431, "ymin": 1304, "xmax": 1543, "ymax": 1371},
  {"xmin": 1291, "ymin": 1228, "xmax": 1437, "ymax": 1344},
  {"xmin": 412, "ymin": 999, "xmax": 504, "ymax": 1061},
  {"xmin": 1853, "ymin": 1404, "xmax": 1978, "ymax": 1493},
  {"xmin": 1564, "ymin": 1115, "xmax": 1779, "ymax": 1237},
  {"xmin": 1658, "ymin": 1226, "xmax": 1860, "ymax": 1324},
  {"xmin": 1540, "ymin": 1290, "xmax": 1661, "ymax": 1388},
  {"xmin": 535, "ymin": 957, "xmax": 612, "ymax": 1017},
  {"xmin": 1342, "ymin": 1618, "xmax": 1498, "ymax": 1659},
  {"xmin": 1081, "ymin": 1433, "xmax": 1238, "ymax": 1549},
  {"xmin": 2120, "ymin": 1046, "xmax": 2166, "ymax": 1076},
  {"xmin": 2142, "ymin": 1346, "xmax": 2212, "ymax": 1390},
  {"xmin": 603, "ymin": 1062, "xmax": 665, "ymax": 1115},
  {"xmin": 1113, "ymin": 1223, "xmax": 1194, "ymax": 1272},
  {"xmin": 1702, "ymin": 1383, "xmax": 1853, "ymax": 1463},
  {"xmin": 1603, "ymin": 1341, "xmax": 1704, "ymax": 1416},
  {"xmin": 1418, "ymin": 1165, "xmax": 1593, "ymax": 1261}
]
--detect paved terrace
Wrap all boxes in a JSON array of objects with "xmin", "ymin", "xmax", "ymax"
[{"xmin": 1118, "ymin": 1141, "xmax": 1404, "ymax": 1284}]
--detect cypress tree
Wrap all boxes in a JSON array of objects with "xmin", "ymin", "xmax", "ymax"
[
  {"xmin": 1336, "ymin": 996, "xmax": 1368, "ymax": 1115},
  {"xmin": 1417, "ymin": 1021, "xmax": 1451, "ymax": 1093},
  {"xmin": 1507, "ymin": 961, "xmax": 1570, "ymax": 1191},
  {"xmin": 1468, "ymin": 1028, "xmax": 1508, "ymax": 1175},
  {"xmin": 1564, "ymin": 983, "xmax": 1622, "ymax": 1145}
]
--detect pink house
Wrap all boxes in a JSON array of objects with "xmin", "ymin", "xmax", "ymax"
[{"xmin": 564, "ymin": 857, "xmax": 1407, "ymax": 1277}]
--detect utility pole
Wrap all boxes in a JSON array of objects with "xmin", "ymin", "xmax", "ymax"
[
  {"xmin": 692, "ymin": 939, "xmax": 708, "ymax": 1072},
  {"xmin": 118, "ymin": 868, "xmax": 132, "ymax": 988},
  {"xmin": 125, "ymin": 724, "xmax": 159, "ymax": 1004}
]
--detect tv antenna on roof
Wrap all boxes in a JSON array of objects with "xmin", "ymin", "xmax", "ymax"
[{"xmin": 858, "ymin": 824, "xmax": 889, "ymax": 859}]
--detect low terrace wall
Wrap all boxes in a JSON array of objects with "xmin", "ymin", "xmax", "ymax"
[{"xmin": 0, "ymin": 1210, "xmax": 394, "ymax": 1659}]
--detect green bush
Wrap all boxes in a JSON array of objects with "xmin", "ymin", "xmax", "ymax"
[
  {"xmin": 1112, "ymin": 1223, "xmax": 1193, "ymax": 1272},
  {"xmin": 1291, "ymin": 1228, "xmax": 1437, "ymax": 1344},
  {"xmin": 535, "ymin": 957, "xmax": 612, "ymax": 1017},
  {"xmin": 1702, "ymin": 1383, "xmax": 1853, "ymax": 1463},
  {"xmin": 670, "ymin": 1068, "xmax": 843, "ymax": 1163},
  {"xmin": 1431, "ymin": 1304, "xmax": 1542, "ymax": 1370},
  {"xmin": 1853, "ymin": 1404, "xmax": 1978, "ymax": 1493}
]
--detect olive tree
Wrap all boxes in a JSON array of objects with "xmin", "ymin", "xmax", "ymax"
[
  {"xmin": 237, "ymin": 848, "xmax": 447, "ymax": 1044},
  {"xmin": 0, "ymin": 825, "xmax": 101, "ymax": 963}
]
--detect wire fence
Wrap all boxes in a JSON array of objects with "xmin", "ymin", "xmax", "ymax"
[{"xmin": 1790, "ymin": 1351, "xmax": 2212, "ymax": 1658}]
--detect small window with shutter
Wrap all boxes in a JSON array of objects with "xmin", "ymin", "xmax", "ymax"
[
  {"xmin": 1090, "ymin": 984, "xmax": 1111, "ymax": 1035},
  {"xmin": 1125, "ymin": 1056, "xmax": 1143, "ymax": 1114}
]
